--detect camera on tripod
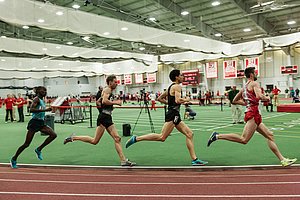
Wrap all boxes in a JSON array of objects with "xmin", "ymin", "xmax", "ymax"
[{"xmin": 140, "ymin": 88, "xmax": 147, "ymax": 103}]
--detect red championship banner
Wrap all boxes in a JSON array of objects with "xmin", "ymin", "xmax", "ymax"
[
  {"xmin": 206, "ymin": 61, "xmax": 218, "ymax": 78},
  {"xmin": 124, "ymin": 74, "xmax": 132, "ymax": 85},
  {"xmin": 244, "ymin": 57, "xmax": 259, "ymax": 76},
  {"xmin": 147, "ymin": 73, "xmax": 156, "ymax": 83},
  {"xmin": 223, "ymin": 60, "xmax": 237, "ymax": 79},
  {"xmin": 135, "ymin": 74, "xmax": 143, "ymax": 84},
  {"xmin": 116, "ymin": 75, "xmax": 122, "ymax": 85}
]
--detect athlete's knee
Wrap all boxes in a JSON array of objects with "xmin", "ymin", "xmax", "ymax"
[
  {"xmin": 51, "ymin": 133, "xmax": 57, "ymax": 139},
  {"xmin": 240, "ymin": 137, "xmax": 249, "ymax": 144},
  {"xmin": 113, "ymin": 135, "xmax": 121, "ymax": 143},
  {"xmin": 159, "ymin": 134, "xmax": 167, "ymax": 142},
  {"xmin": 90, "ymin": 139, "xmax": 99, "ymax": 145},
  {"xmin": 186, "ymin": 130, "xmax": 194, "ymax": 139}
]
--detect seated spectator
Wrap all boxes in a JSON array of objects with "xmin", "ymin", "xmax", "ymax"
[
  {"xmin": 263, "ymin": 94, "xmax": 273, "ymax": 112},
  {"xmin": 184, "ymin": 104, "xmax": 197, "ymax": 120},
  {"xmin": 293, "ymin": 96, "xmax": 300, "ymax": 103}
]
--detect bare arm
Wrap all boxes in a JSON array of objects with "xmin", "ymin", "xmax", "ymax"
[
  {"xmin": 253, "ymin": 82, "xmax": 270, "ymax": 101},
  {"xmin": 157, "ymin": 91, "xmax": 168, "ymax": 104},
  {"xmin": 232, "ymin": 90, "xmax": 245, "ymax": 106},
  {"xmin": 30, "ymin": 97, "xmax": 51, "ymax": 113},
  {"xmin": 173, "ymin": 85, "xmax": 190, "ymax": 104},
  {"xmin": 102, "ymin": 88, "xmax": 121, "ymax": 106}
]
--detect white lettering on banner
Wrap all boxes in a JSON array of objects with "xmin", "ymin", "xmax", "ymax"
[
  {"xmin": 206, "ymin": 62, "xmax": 218, "ymax": 78},
  {"xmin": 245, "ymin": 57, "xmax": 259, "ymax": 76}
]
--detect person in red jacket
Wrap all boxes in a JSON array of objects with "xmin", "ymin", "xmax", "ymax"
[
  {"xmin": 15, "ymin": 93, "xmax": 25, "ymax": 122},
  {"xmin": 3, "ymin": 94, "xmax": 15, "ymax": 123},
  {"xmin": 272, "ymin": 86, "xmax": 281, "ymax": 106}
]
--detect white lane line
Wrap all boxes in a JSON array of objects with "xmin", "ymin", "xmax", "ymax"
[
  {"xmin": 0, "ymin": 192, "xmax": 300, "ymax": 198},
  {"xmin": 0, "ymin": 171, "xmax": 300, "ymax": 178},
  {"xmin": 1, "ymin": 178, "xmax": 300, "ymax": 185},
  {"xmin": 207, "ymin": 113, "xmax": 290, "ymax": 131}
]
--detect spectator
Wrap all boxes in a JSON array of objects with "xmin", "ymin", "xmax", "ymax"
[
  {"xmin": 149, "ymin": 91, "xmax": 156, "ymax": 111},
  {"xmin": 228, "ymin": 86, "xmax": 243, "ymax": 124},
  {"xmin": 184, "ymin": 104, "xmax": 196, "ymax": 120},
  {"xmin": 264, "ymin": 93, "xmax": 273, "ymax": 112},
  {"xmin": 3, "ymin": 94, "xmax": 15, "ymax": 123},
  {"xmin": 296, "ymin": 88, "xmax": 299, "ymax": 97},
  {"xmin": 95, "ymin": 86, "xmax": 103, "ymax": 113},
  {"xmin": 285, "ymin": 88, "xmax": 289, "ymax": 98},
  {"xmin": 272, "ymin": 86, "xmax": 281, "ymax": 106},
  {"xmin": 15, "ymin": 93, "xmax": 25, "ymax": 122}
]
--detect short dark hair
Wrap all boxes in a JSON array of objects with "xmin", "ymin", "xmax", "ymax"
[
  {"xmin": 244, "ymin": 67, "xmax": 255, "ymax": 78},
  {"xmin": 106, "ymin": 75, "xmax": 116, "ymax": 85},
  {"xmin": 34, "ymin": 86, "xmax": 46, "ymax": 94},
  {"xmin": 169, "ymin": 69, "xmax": 181, "ymax": 81}
]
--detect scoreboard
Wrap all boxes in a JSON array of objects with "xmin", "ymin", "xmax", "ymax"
[
  {"xmin": 281, "ymin": 66, "xmax": 298, "ymax": 75},
  {"xmin": 182, "ymin": 69, "xmax": 200, "ymax": 85}
]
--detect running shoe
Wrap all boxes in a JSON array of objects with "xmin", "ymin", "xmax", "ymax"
[
  {"xmin": 121, "ymin": 159, "xmax": 136, "ymax": 167},
  {"xmin": 125, "ymin": 135, "xmax": 137, "ymax": 148},
  {"xmin": 35, "ymin": 148, "xmax": 43, "ymax": 160},
  {"xmin": 281, "ymin": 158, "xmax": 297, "ymax": 167},
  {"xmin": 207, "ymin": 131, "xmax": 219, "ymax": 147},
  {"xmin": 64, "ymin": 133, "xmax": 75, "ymax": 145},
  {"xmin": 192, "ymin": 158, "xmax": 208, "ymax": 166},
  {"xmin": 10, "ymin": 159, "xmax": 18, "ymax": 169}
]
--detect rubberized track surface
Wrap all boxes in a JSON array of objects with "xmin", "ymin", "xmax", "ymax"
[{"xmin": 1, "ymin": 166, "xmax": 300, "ymax": 199}]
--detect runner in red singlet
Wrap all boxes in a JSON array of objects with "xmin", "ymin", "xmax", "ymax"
[{"xmin": 207, "ymin": 67, "xmax": 297, "ymax": 167}]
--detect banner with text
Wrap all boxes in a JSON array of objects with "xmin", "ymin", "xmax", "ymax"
[
  {"xmin": 244, "ymin": 57, "xmax": 259, "ymax": 76},
  {"xmin": 116, "ymin": 75, "xmax": 122, "ymax": 85},
  {"xmin": 147, "ymin": 73, "xmax": 156, "ymax": 83},
  {"xmin": 223, "ymin": 60, "xmax": 237, "ymax": 79},
  {"xmin": 135, "ymin": 74, "xmax": 143, "ymax": 84},
  {"xmin": 206, "ymin": 61, "xmax": 218, "ymax": 78},
  {"xmin": 124, "ymin": 74, "xmax": 132, "ymax": 85}
]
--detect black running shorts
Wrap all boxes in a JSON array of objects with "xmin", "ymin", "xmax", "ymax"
[
  {"xmin": 165, "ymin": 109, "xmax": 181, "ymax": 125},
  {"xmin": 97, "ymin": 113, "xmax": 114, "ymax": 128},
  {"xmin": 27, "ymin": 118, "xmax": 47, "ymax": 132}
]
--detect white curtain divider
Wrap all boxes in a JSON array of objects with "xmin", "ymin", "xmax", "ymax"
[
  {"xmin": 160, "ymin": 40, "xmax": 263, "ymax": 62},
  {"xmin": 0, "ymin": 37, "xmax": 154, "ymax": 62},
  {"xmin": 263, "ymin": 32, "xmax": 300, "ymax": 47},
  {"xmin": 0, "ymin": 0, "xmax": 230, "ymax": 54},
  {"xmin": 102, "ymin": 59, "xmax": 158, "ymax": 75}
]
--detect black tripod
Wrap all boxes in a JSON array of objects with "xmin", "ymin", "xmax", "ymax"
[{"xmin": 131, "ymin": 93, "xmax": 155, "ymax": 134}]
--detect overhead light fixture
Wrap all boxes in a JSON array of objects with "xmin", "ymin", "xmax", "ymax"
[
  {"xmin": 38, "ymin": 19, "xmax": 45, "ymax": 23},
  {"xmin": 139, "ymin": 47, "xmax": 145, "ymax": 50},
  {"xmin": 82, "ymin": 36, "xmax": 90, "ymax": 40},
  {"xmin": 72, "ymin": 4, "xmax": 80, "ymax": 9},
  {"xmin": 121, "ymin": 27, "xmax": 128, "ymax": 31},
  {"xmin": 66, "ymin": 42, "xmax": 73, "ymax": 45},
  {"xmin": 1, "ymin": 59, "xmax": 5, "ymax": 62},
  {"xmin": 0, "ymin": 36, "xmax": 7, "ymax": 38},
  {"xmin": 58, "ymin": 63, "xmax": 63, "ymax": 66},
  {"xmin": 56, "ymin": 46, "xmax": 61, "ymax": 49},
  {"xmin": 42, "ymin": 48, "xmax": 47, "ymax": 51},
  {"xmin": 212, "ymin": 1, "xmax": 220, "ymax": 6},
  {"xmin": 75, "ymin": 60, "xmax": 80, "ymax": 62},
  {"xmin": 265, "ymin": 47, "xmax": 272, "ymax": 50},
  {"xmin": 43, "ymin": 66, "xmax": 48, "ymax": 68},
  {"xmin": 181, "ymin": 11, "xmax": 189, "ymax": 16},
  {"xmin": 22, "ymin": 25, "xmax": 29, "ymax": 29},
  {"xmin": 0, "ymin": 0, "xmax": 5, "ymax": 2},
  {"xmin": 149, "ymin": 17, "xmax": 156, "ymax": 21},
  {"xmin": 215, "ymin": 33, "xmax": 222, "ymax": 37},
  {"xmin": 287, "ymin": 20, "xmax": 296, "ymax": 25},
  {"xmin": 103, "ymin": 32, "xmax": 110, "ymax": 35},
  {"xmin": 243, "ymin": 28, "xmax": 251, "ymax": 32},
  {"xmin": 56, "ymin": 11, "xmax": 64, "ymax": 16},
  {"xmin": 184, "ymin": 39, "xmax": 190, "ymax": 42},
  {"xmin": 157, "ymin": 45, "xmax": 161, "ymax": 47}
]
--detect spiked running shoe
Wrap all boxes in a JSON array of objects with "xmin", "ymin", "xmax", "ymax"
[
  {"xmin": 125, "ymin": 135, "xmax": 137, "ymax": 148},
  {"xmin": 121, "ymin": 159, "xmax": 136, "ymax": 167},
  {"xmin": 207, "ymin": 131, "xmax": 219, "ymax": 147},
  {"xmin": 64, "ymin": 133, "xmax": 75, "ymax": 145},
  {"xmin": 281, "ymin": 158, "xmax": 297, "ymax": 167},
  {"xmin": 192, "ymin": 158, "xmax": 208, "ymax": 166},
  {"xmin": 10, "ymin": 159, "xmax": 18, "ymax": 169},
  {"xmin": 35, "ymin": 148, "xmax": 43, "ymax": 160}
]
